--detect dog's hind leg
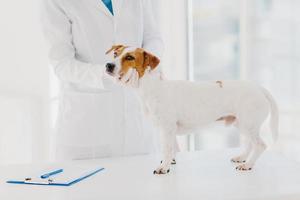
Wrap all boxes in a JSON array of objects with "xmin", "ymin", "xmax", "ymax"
[
  {"xmin": 234, "ymin": 101, "xmax": 268, "ymax": 171},
  {"xmin": 236, "ymin": 129, "xmax": 266, "ymax": 171},
  {"xmin": 231, "ymin": 134, "xmax": 252, "ymax": 163}
]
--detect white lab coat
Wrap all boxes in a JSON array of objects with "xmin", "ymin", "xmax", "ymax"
[{"xmin": 42, "ymin": 0, "xmax": 163, "ymax": 160}]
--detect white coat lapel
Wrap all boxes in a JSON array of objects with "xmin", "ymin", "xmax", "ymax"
[
  {"xmin": 111, "ymin": 0, "xmax": 124, "ymax": 15},
  {"xmin": 92, "ymin": 0, "xmax": 113, "ymax": 19}
]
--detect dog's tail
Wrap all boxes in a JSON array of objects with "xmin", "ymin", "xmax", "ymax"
[{"xmin": 261, "ymin": 87, "xmax": 279, "ymax": 142}]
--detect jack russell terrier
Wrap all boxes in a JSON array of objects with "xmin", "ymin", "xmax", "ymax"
[{"xmin": 105, "ymin": 45, "xmax": 279, "ymax": 175}]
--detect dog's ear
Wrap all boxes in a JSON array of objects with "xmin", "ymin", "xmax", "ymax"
[
  {"xmin": 106, "ymin": 45, "xmax": 129, "ymax": 58},
  {"xmin": 105, "ymin": 45, "xmax": 124, "ymax": 55},
  {"xmin": 143, "ymin": 51, "xmax": 160, "ymax": 70}
]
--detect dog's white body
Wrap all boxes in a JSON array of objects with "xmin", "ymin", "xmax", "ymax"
[
  {"xmin": 106, "ymin": 46, "xmax": 279, "ymax": 174},
  {"xmin": 137, "ymin": 69, "xmax": 278, "ymax": 173}
]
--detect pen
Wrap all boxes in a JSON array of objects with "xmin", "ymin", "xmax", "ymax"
[{"xmin": 40, "ymin": 169, "xmax": 64, "ymax": 179}]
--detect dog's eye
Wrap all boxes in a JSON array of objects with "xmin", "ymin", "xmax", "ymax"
[
  {"xmin": 114, "ymin": 52, "xmax": 118, "ymax": 58},
  {"xmin": 125, "ymin": 55, "xmax": 135, "ymax": 61}
]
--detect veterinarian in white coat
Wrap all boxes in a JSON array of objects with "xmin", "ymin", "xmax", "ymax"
[{"xmin": 42, "ymin": 0, "xmax": 163, "ymax": 160}]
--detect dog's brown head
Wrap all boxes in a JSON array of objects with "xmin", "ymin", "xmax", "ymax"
[{"xmin": 105, "ymin": 45, "xmax": 160, "ymax": 79}]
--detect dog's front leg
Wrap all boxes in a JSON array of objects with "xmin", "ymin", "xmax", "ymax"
[
  {"xmin": 171, "ymin": 137, "xmax": 180, "ymax": 164},
  {"xmin": 154, "ymin": 127, "xmax": 176, "ymax": 175}
]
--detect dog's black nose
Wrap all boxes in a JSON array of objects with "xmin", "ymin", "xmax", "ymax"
[{"xmin": 106, "ymin": 63, "xmax": 115, "ymax": 73}]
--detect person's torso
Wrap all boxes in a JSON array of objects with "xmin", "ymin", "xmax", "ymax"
[
  {"xmin": 53, "ymin": 0, "xmax": 157, "ymax": 157},
  {"xmin": 60, "ymin": 0, "xmax": 144, "ymax": 65}
]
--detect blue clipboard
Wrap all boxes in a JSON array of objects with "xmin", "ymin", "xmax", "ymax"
[{"xmin": 6, "ymin": 168, "xmax": 104, "ymax": 187}]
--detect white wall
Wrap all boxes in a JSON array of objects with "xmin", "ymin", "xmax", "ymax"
[
  {"xmin": 0, "ymin": 0, "xmax": 50, "ymax": 163},
  {"xmin": 157, "ymin": 0, "xmax": 189, "ymax": 80}
]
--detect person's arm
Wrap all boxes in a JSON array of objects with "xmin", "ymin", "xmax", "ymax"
[
  {"xmin": 142, "ymin": 0, "xmax": 164, "ymax": 59},
  {"xmin": 42, "ymin": 0, "xmax": 104, "ymax": 88}
]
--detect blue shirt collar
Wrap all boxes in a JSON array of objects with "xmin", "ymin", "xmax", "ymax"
[{"xmin": 102, "ymin": 0, "xmax": 114, "ymax": 15}]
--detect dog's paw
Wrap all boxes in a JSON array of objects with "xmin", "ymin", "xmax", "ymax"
[
  {"xmin": 235, "ymin": 164, "xmax": 253, "ymax": 171},
  {"xmin": 160, "ymin": 159, "xmax": 176, "ymax": 165},
  {"xmin": 153, "ymin": 167, "xmax": 170, "ymax": 175},
  {"xmin": 231, "ymin": 156, "xmax": 246, "ymax": 163}
]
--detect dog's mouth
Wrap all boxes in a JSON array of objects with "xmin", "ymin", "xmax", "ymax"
[
  {"xmin": 106, "ymin": 71, "xmax": 114, "ymax": 76},
  {"xmin": 119, "ymin": 73, "xmax": 125, "ymax": 80},
  {"xmin": 106, "ymin": 71, "xmax": 124, "ymax": 81}
]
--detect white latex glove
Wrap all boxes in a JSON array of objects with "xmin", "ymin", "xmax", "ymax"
[{"xmin": 118, "ymin": 68, "xmax": 139, "ymax": 88}]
